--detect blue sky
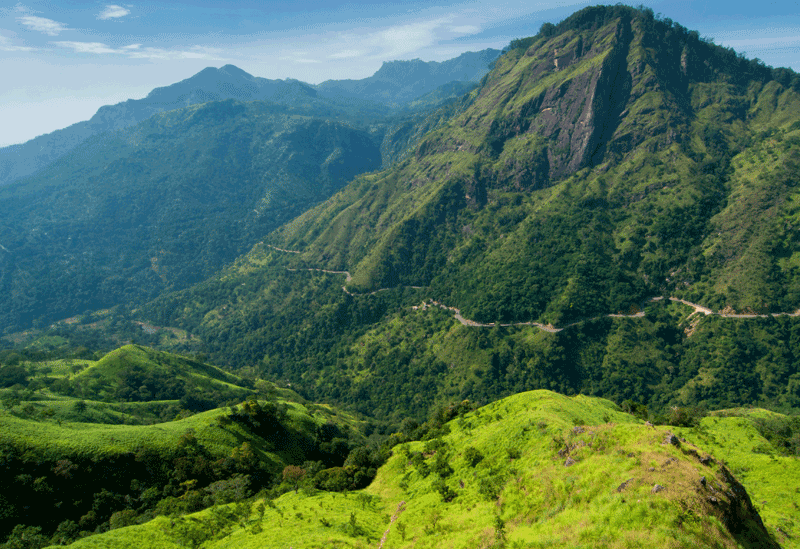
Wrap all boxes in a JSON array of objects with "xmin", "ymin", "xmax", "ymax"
[{"xmin": 1, "ymin": 0, "xmax": 799, "ymax": 147}]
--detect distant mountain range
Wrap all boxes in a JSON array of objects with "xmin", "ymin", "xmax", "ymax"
[
  {"xmin": 316, "ymin": 49, "xmax": 501, "ymax": 105},
  {"xmin": 0, "ymin": 51, "xmax": 500, "ymax": 186}
]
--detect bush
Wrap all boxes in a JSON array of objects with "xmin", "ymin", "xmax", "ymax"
[
  {"xmin": 109, "ymin": 510, "xmax": 137, "ymax": 530},
  {"xmin": 463, "ymin": 446, "xmax": 484, "ymax": 467}
]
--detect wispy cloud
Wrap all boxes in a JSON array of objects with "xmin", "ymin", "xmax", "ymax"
[
  {"xmin": 328, "ymin": 49, "xmax": 362, "ymax": 59},
  {"xmin": 98, "ymin": 5, "xmax": 131, "ymax": 20},
  {"xmin": 324, "ymin": 17, "xmax": 480, "ymax": 61},
  {"xmin": 52, "ymin": 40, "xmax": 224, "ymax": 60},
  {"xmin": 720, "ymin": 35, "xmax": 800, "ymax": 48},
  {"xmin": 0, "ymin": 32, "xmax": 35, "ymax": 51},
  {"xmin": 450, "ymin": 25, "xmax": 480, "ymax": 34},
  {"xmin": 53, "ymin": 41, "xmax": 118, "ymax": 54},
  {"xmin": 18, "ymin": 15, "xmax": 69, "ymax": 36}
]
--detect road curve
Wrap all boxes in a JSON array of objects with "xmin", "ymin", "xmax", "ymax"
[{"xmin": 272, "ymin": 246, "xmax": 800, "ymax": 332}]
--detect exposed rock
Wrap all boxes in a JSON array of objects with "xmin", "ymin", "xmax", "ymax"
[
  {"xmin": 651, "ymin": 484, "xmax": 665, "ymax": 494},
  {"xmin": 565, "ymin": 457, "xmax": 576, "ymax": 467},
  {"xmin": 665, "ymin": 433, "xmax": 680, "ymax": 446},
  {"xmin": 617, "ymin": 478, "xmax": 634, "ymax": 492}
]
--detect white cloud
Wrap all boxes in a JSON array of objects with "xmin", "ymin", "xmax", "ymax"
[
  {"xmin": 52, "ymin": 40, "xmax": 225, "ymax": 61},
  {"xmin": 18, "ymin": 15, "xmax": 68, "ymax": 36},
  {"xmin": 98, "ymin": 5, "xmax": 131, "ymax": 20},
  {"xmin": 450, "ymin": 25, "xmax": 480, "ymax": 34},
  {"xmin": 720, "ymin": 35, "xmax": 800, "ymax": 48},
  {"xmin": 318, "ymin": 16, "xmax": 488, "ymax": 63},
  {"xmin": 0, "ymin": 32, "xmax": 34, "ymax": 51},
  {"xmin": 53, "ymin": 41, "xmax": 118, "ymax": 54},
  {"xmin": 328, "ymin": 49, "xmax": 362, "ymax": 59}
]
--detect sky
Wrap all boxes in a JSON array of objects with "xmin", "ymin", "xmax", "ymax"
[{"xmin": 1, "ymin": 0, "xmax": 800, "ymax": 148}]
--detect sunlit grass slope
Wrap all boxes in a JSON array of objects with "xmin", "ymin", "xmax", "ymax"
[
  {"xmin": 0, "ymin": 392, "xmax": 357, "ymax": 467},
  {"xmin": 57, "ymin": 390, "xmax": 787, "ymax": 549},
  {"xmin": 675, "ymin": 408, "xmax": 800, "ymax": 547},
  {"xmin": 71, "ymin": 344, "xmax": 249, "ymax": 401}
]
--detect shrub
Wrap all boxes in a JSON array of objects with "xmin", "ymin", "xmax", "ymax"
[{"xmin": 463, "ymin": 446, "xmax": 484, "ymax": 467}]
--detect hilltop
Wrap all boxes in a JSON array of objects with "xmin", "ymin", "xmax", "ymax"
[
  {"xmin": 0, "ymin": 345, "xmax": 379, "ymax": 547},
  {"xmin": 30, "ymin": 390, "xmax": 798, "ymax": 548}
]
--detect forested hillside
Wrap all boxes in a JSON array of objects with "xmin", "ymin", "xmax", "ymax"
[{"xmin": 126, "ymin": 5, "xmax": 800, "ymax": 425}]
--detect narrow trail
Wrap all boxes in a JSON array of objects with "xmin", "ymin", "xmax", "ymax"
[
  {"xmin": 263, "ymin": 243, "xmax": 301, "ymax": 254},
  {"xmin": 267, "ymin": 244, "xmax": 800, "ymax": 333},
  {"xmin": 285, "ymin": 267, "xmax": 352, "ymax": 283}
]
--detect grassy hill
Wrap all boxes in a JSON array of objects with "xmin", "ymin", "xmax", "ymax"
[
  {"xmin": 41, "ymin": 390, "xmax": 796, "ymax": 549},
  {"xmin": 0, "ymin": 345, "xmax": 375, "ymax": 547}
]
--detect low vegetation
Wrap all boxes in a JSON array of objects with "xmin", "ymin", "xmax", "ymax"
[{"xmin": 16, "ymin": 390, "xmax": 794, "ymax": 549}]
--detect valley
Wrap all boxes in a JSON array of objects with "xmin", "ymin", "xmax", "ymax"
[{"xmin": 1, "ymin": 4, "xmax": 800, "ymax": 548}]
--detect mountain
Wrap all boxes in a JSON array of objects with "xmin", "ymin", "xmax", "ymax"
[
  {"xmin": 0, "ymin": 99, "xmax": 382, "ymax": 332},
  {"xmin": 128, "ymin": 5, "xmax": 800, "ymax": 424},
  {"xmin": 278, "ymin": 5, "xmax": 800, "ymax": 323},
  {"xmin": 315, "ymin": 49, "xmax": 502, "ymax": 105},
  {"xmin": 0, "ymin": 65, "xmax": 321, "ymax": 186},
  {"xmin": 0, "ymin": 53, "xmax": 501, "ymax": 187}
]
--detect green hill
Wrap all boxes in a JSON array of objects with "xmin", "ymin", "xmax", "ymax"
[
  {"xmin": 0, "ymin": 99, "xmax": 386, "ymax": 333},
  {"xmin": 0, "ymin": 345, "xmax": 372, "ymax": 548},
  {"xmin": 39, "ymin": 390, "xmax": 797, "ymax": 549}
]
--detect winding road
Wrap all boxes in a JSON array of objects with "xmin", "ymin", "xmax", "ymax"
[{"xmin": 268, "ymin": 244, "xmax": 800, "ymax": 333}]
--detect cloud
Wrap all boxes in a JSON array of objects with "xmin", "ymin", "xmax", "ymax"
[
  {"xmin": 328, "ymin": 49, "xmax": 362, "ymax": 59},
  {"xmin": 321, "ymin": 16, "xmax": 488, "ymax": 62},
  {"xmin": 53, "ymin": 41, "xmax": 118, "ymax": 54},
  {"xmin": 450, "ymin": 25, "xmax": 481, "ymax": 34},
  {"xmin": 18, "ymin": 15, "xmax": 68, "ymax": 36},
  {"xmin": 0, "ymin": 32, "xmax": 34, "ymax": 51},
  {"xmin": 720, "ymin": 35, "xmax": 800, "ymax": 48},
  {"xmin": 98, "ymin": 5, "xmax": 130, "ymax": 20},
  {"xmin": 52, "ymin": 40, "xmax": 224, "ymax": 60}
]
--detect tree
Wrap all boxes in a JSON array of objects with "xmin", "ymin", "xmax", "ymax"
[{"xmin": 282, "ymin": 465, "xmax": 306, "ymax": 494}]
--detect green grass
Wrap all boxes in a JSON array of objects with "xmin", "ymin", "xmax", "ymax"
[
  {"xmin": 54, "ymin": 390, "xmax": 791, "ymax": 549},
  {"xmin": 675, "ymin": 409, "xmax": 800, "ymax": 547}
]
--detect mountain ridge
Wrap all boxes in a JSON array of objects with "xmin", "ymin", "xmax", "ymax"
[{"xmin": 0, "ymin": 52, "xmax": 500, "ymax": 187}]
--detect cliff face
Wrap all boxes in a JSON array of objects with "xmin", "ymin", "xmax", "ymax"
[{"xmin": 274, "ymin": 5, "xmax": 800, "ymax": 321}]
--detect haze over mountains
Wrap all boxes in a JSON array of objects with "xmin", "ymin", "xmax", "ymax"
[
  {"xmin": 1, "ymin": 5, "xmax": 800, "ymax": 548},
  {"xmin": 0, "ymin": 50, "xmax": 501, "ymax": 186}
]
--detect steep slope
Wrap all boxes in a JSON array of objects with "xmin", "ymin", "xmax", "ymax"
[
  {"xmin": 0, "ymin": 65, "xmax": 321, "ymax": 186},
  {"xmin": 274, "ymin": 5, "xmax": 800, "ymax": 325},
  {"xmin": 0, "ymin": 99, "xmax": 381, "ymax": 331},
  {"xmin": 316, "ymin": 49, "xmax": 501, "ymax": 106},
  {"xmin": 42, "ymin": 391, "xmax": 792, "ymax": 549},
  {"xmin": 127, "ymin": 5, "xmax": 800, "ymax": 424}
]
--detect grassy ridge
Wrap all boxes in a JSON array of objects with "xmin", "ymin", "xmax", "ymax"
[
  {"xmin": 51, "ymin": 390, "xmax": 795, "ymax": 549},
  {"xmin": 0, "ymin": 345, "xmax": 372, "ymax": 547}
]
